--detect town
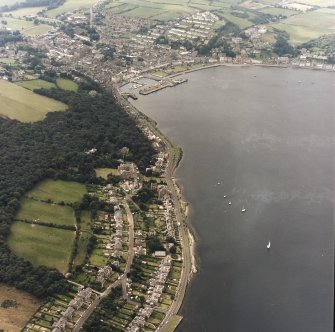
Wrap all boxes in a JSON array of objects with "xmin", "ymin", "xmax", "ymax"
[{"xmin": 0, "ymin": 0, "xmax": 334, "ymax": 331}]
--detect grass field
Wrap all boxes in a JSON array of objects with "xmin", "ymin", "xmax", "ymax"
[
  {"xmin": 96, "ymin": 168, "xmax": 120, "ymax": 179},
  {"xmin": 0, "ymin": 57, "xmax": 16, "ymax": 64},
  {"xmin": 270, "ymin": 8, "xmax": 335, "ymax": 44},
  {"xmin": 46, "ymin": 0, "xmax": 96, "ymax": 17},
  {"xmin": 0, "ymin": 284, "xmax": 42, "ymax": 332},
  {"xmin": 297, "ymin": 0, "xmax": 335, "ymax": 6},
  {"xmin": 16, "ymin": 79, "xmax": 56, "ymax": 90},
  {"xmin": 8, "ymin": 222, "xmax": 75, "ymax": 273},
  {"xmin": 0, "ymin": 0, "xmax": 24, "ymax": 5},
  {"xmin": 74, "ymin": 211, "xmax": 92, "ymax": 266},
  {"xmin": 4, "ymin": 17, "xmax": 53, "ymax": 36},
  {"xmin": 16, "ymin": 198, "xmax": 76, "ymax": 226},
  {"xmin": 7, "ymin": 6, "xmax": 46, "ymax": 17},
  {"xmin": 0, "ymin": 79, "xmax": 67, "ymax": 122},
  {"xmin": 26, "ymin": 179, "xmax": 87, "ymax": 204},
  {"xmin": 259, "ymin": 7, "xmax": 297, "ymax": 17},
  {"xmin": 56, "ymin": 78, "xmax": 78, "ymax": 91}
]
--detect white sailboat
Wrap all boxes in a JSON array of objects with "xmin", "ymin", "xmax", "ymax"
[
  {"xmin": 267, "ymin": 241, "xmax": 271, "ymax": 249},
  {"xmin": 241, "ymin": 207, "xmax": 246, "ymax": 213},
  {"xmin": 228, "ymin": 201, "xmax": 232, "ymax": 205},
  {"xmin": 223, "ymin": 194, "xmax": 227, "ymax": 198}
]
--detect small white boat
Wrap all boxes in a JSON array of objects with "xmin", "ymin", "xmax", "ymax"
[
  {"xmin": 223, "ymin": 195, "xmax": 227, "ymax": 198},
  {"xmin": 217, "ymin": 182, "xmax": 221, "ymax": 185},
  {"xmin": 267, "ymin": 241, "xmax": 271, "ymax": 249},
  {"xmin": 228, "ymin": 201, "xmax": 232, "ymax": 205},
  {"xmin": 241, "ymin": 207, "xmax": 246, "ymax": 213}
]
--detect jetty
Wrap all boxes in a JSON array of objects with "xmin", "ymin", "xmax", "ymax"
[
  {"xmin": 121, "ymin": 92, "xmax": 138, "ymax": 100},
  {"xmin": 139, "ymin": 78, "xmax": 188, "ymax": 95}
]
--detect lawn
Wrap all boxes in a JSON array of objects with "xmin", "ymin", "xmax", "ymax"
[
  {"xmin": 16, "ymin": 198, "xmax": 76, "ymax": 226},
  {"xmin": 26, "ymin": 179, "xmax": 87, "ymax": 204},
  {"xmin": 0, "ymin": 79, "xmax": 67, "ymax": 122},
  {"xmin": 8, "ymin": 222, "xmax": 75, "ymax": 273},
  {"xmin": 56, "ymin": 78, "xmax": 78, "ymax": 91},
  {"xmin": 16, "ymin": 79, "xmax": 56, "ymax": 90},
  {"xmin": 163, "ymin": 315, "xmax": 183, "ymax": 332}
]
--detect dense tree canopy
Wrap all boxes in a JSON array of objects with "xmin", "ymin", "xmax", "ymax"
[{"xmin": 0, "ymin": 87, "xmax": 155, "ymax": 298}]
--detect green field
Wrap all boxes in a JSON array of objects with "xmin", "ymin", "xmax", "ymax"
[
  {"xmin": 270, "ymin": 8, "xmax": 335, "ymax": 44},
  {"xmin": 26, "ymin": 179, "xmax": 87, "ymax": 204},
  {"xmin": 296, "ymin": 0, "xmax": 335, "ymax": 6},
  {"xmin": 56, "ymin": 78, "xmax": 78, "ymax": 91},
  {"xmin": 0, "ymin": 79, "xmax": 67, "ymax": 122},
  {"xmin": 7, "ymin": 6, "xmax": 46, "ymax": 17},
  {"xmin": 16, "ymin": 198, "xmax": 76, "ymax": 226},
  {"xmin": 3, "ymin": 17, "xmax": 53, "ymax": 36},
  {"xmin": 46, "ymin": 0, "xmax": 96, "ymax": 17},
  {"xmin": 96, "ymin": 168, "xmax": 120, "ymax": 179},
  {"xmin": 8, "ymin": 222, "xmax": 75, "ymax": 273},
  {"xmin": 0, "ymin": 0, "xmax": 24, "ymax": 5},
  {"xmin": 259, "ymin": 7, "xmax": 297, "ymax": 17},
  {"xmin": 0, "ymin": 57, "xmax": 16, "ymax": 64},
  {"xmin": 74, "ymin": 211, "xmax": 92, "ymax": 266},
  {"xmin": 16, "ymin": 79, "xmax": 56, "ymax": 90}
]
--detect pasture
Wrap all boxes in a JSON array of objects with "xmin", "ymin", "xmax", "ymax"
[
  {"xmin": 46, "ymin": 0, "xmax": 97, "ymax": 17},
  {"xmin": 26, "ymin": 179, "xmax": 87, "ymax": 204},
  {"xmin": 8, "ymin": 222, "xmax": 75, "ymax": 273},
  {"xmin": 56, "ymin": 78, "xmax": 78, "ymax": 91},
  {"xmin": 16, "ymin": 198, "xmax": 76, "ymax": 226},
  {"xmin": 0, "ymin": 284, "xmax": 42, "ymax": 332},
  {"xmin": 7, "ymin": 6, "xmax": 46, "ymax": 17},
  {"xmin": 0, "ymin": 79, "xmax": 67, "ymax": 122},
  {"xmin": 270, "ymin": 8, "xmax": 335, "ymax": 44},
  {"xmin": 0, "ymin": 0, "xmax": 23, "ymax": 5},
  {"xmin": 3, "ymin": 17, "xmax": 53, "ymax": 36},
  {"xmin": 16, "ymin": 79, "xmax": 56, "ymax": 90}
]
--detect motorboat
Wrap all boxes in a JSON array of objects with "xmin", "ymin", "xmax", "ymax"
[
  {"xmin": 228, "ymin": 201, "xmax": 232, "ymax": 205},
  {"xmin": 223, "ymin": 195, "xmax": 227, "ymax": 198},
  {"xmin": 241, "ymin": 207, "xmax": 246, "ymax": 213},
  {"xmin": 267, "ymin": 241, "xmax": 271, "ymax": 249}
]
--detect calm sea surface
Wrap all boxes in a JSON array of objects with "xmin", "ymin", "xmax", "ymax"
[{"xmin": 132, "ymin": 67, "xmax": 335, "ymax": 332}]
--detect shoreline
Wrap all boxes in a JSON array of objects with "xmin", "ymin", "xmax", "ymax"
[{"xmin": 113, "ymin": 86, "xmax": 196, "ymax": 331}]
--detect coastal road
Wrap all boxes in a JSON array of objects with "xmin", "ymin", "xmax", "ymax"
[{"xmin": 114, "ymin": 89, "xmax": 193, "ymax": 331}]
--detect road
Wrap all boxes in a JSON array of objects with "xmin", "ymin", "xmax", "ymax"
[
  {"xmin": 113, "ymin": 88, "xmax": 193, "ymax": 332},
  {"xmin": 72, "ymin": 200, "xmax": 136, "ymax": 331}
]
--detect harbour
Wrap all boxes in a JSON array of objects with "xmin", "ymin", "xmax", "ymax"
[{"xmin": 132, "ymin": 66, "xmax": 335, "ymax": 332}]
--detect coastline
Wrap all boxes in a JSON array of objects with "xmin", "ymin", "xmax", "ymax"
[{"xmin": 113, "ymin": 86, "xmax": 196, "ymax": 331}]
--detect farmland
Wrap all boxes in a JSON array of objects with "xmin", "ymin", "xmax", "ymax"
[
  {"xmin": 0, "ymin": 284, "xmax": 42, "ymax": 332},
  {"xmin": 8, "ymin": 222, "xmax": 75, "ymax": 273},
  {"xmin": 56, "ymin": 78, "xmax": 79, "ymax": 91},
  {"xmin": 46, "ymin": 0, "xmax": 97, "ymax": 17},
  {"xmin": 16, "ymin": 79, "xmax": 56, "ymax": 90},
  {"xmin": 3, "ymin": 17, "xmax": 53, "ymax": 36},
  {"xmin": 0, "ymin": 79, "xmax": 67, "ymax": 122},
  {"xmin": 26, "ymin": 179, "xmax": 87, "ymax": 204},
  {"xmin": 270, "ymin": 8, "xmax": 335, "ymax": 44},
  {"xmin": 16, "ymin": 199, "xmax": 76, "ymax": 226}
]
